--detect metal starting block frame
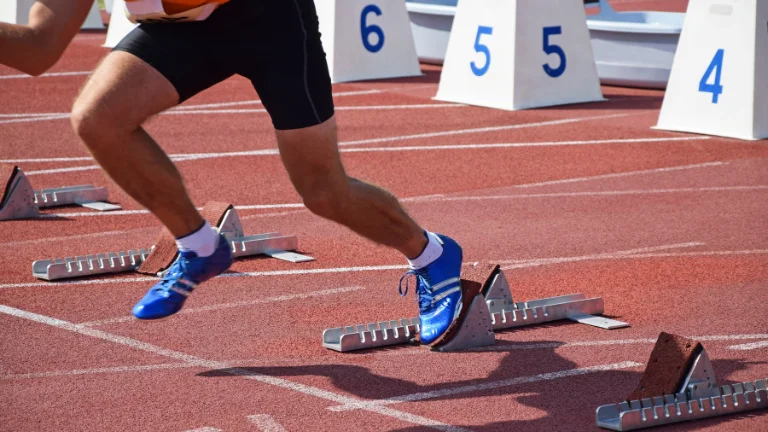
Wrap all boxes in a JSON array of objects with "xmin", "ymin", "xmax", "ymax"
[
  {"xmin": 596, "ymin": 348, "xmax": 768, "ymax": 430},
  {"xmin": 0, "ymin": 166, "xmax": 121, "ymax": 221},
  {"xmin": 322, "ymin": 265, "xmax": 629, "ymax": 353},
  {"xmin": 32, "ymin": 207, "xmax": 314, "ymax": 281}
]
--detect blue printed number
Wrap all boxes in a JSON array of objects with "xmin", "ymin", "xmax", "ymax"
[
  {"xmin": 471, "ymin": 26, "xmax": 493, "ymax": 76},
  {"xmin": 699, "ymin": 49, "xmax": 724, "ymax": 103},
  {"xmin": 542, "ymin": 26, "xmax": 566, "ymax": 78},
  {"xmin": 361, "ymin": 5, "xmax": 385, "ymax": 53}
]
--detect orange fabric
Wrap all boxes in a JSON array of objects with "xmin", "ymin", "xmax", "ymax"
[{"xmin": 124, "ymin": 0, "xmax": 230, "ymax": 15}]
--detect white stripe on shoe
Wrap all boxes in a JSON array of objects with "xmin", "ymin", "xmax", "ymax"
[{"xmin": 432, "ymin": 286, "xmax": 461, "ymax": 303}]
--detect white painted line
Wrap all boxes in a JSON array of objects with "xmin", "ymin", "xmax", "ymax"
[
  {"xmin": 379, "ymin": 334, "xmax": 768, "ymax": 356},
  {"xmin": 340, "ymin": 137, "xmax": 708, "ymax": 153},
  {"xmin": 0, "ymin": 71, "xmax": 91, "ymax": 79},
  {"xmin": 1, "ymin": 230, "xmax": 131, "ymax": 247},
  {"xmin": 329, "ymin": 361, "xmax": 642, "ymax": 412},
  {"xmin": 248, "ymin": 415, "xmax": 287, "ymax": 432},
  {"xmin": 0, "ymin": 304, "xmax": 467, "ymax": 432},
  {"xmin": 0, "ymin": 114, "xmax": 70, "ymax": 125},
  {"xmin": 21, "ymin": 136, "xmax": 713, "ymax": 177},
  {"xmin": 185, "ymin": 428, "xmax": 222, "ymax": 432},
  {"xmin": 498, "ymin": 242, "xmax": 705, "ymax": 270},
  {"xmin": 338, "ymin": 113, "xmax": 634, "ymax": 147},
  {"xmin": 7, "ymin": 114, "xmax": 640, "ymax": 166},
  {"xmin": 0, "ymin": 113, "xmax": 69, "ymax": 118},
  {"xmin": 3, "ymin": 361, "xmax": 249, "ymax": 380},
  {"xmin": 171, "ymin": 89, "xmax": 383, "ymax": 110},
  {"xmin": 6, "ymin": 249, "xmax": 768, "ymax": 289},
  {"xmin": 163, "ymin": 104, "xmax": 463, "ymax": 116},
  {"xmin": 431, "ymin": 186, "xmax": 768, "ymax": 205},
  {"xmin": 78, "ymin": 286, "xmax": 366, "ymax": 327},
  {"xmin": 727, "ymin": 341, "xmax": 768, "ymax": 350},
  {"xmin": 515, "ymin": 161, "xmax": 725, "ymax": 188}
]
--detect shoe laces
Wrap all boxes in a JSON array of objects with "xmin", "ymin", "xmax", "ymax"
[
  {"xmin": 153, "ymin": 253, "xmax": 194, "ymax": 294},
  {"xmin": 398, "ymin": 269, "xmax": 434, "ymax": 312}
]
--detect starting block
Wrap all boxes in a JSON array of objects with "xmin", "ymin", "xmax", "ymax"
[
  {"xmin": 322, "ymin": 263, "xmax": 629, "ymax": 353},
  {"xmin": 434, "ymin": 0, "xmax": 605, "ymax": 110},
  {"xmin": 0, "ymin": 165, "xmax": 121, "ymax": 221},
  {"xmin": 32, "ymin": 201, "xmax": 314, "ymax": 281},
  {"xmin": 596, "ymin": 332, "xmax": 768, "ymax": 430}
]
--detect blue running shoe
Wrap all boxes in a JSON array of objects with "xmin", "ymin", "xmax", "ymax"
[
  {"xmin": 398, "ymin": 233, "xmax": 463, "ymax": 345},
  {"xmin": 132, "ymin": 233, "xmax": 233, "ymax": 320}
]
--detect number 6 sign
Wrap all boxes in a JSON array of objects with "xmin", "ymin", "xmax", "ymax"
[
  {"xmin": 314, "ymin": 0, "xmax": 421, "ymax": 83},
  {"xmin": 435, "ymin": 0, "xmax": 604, "ymax": 111}
]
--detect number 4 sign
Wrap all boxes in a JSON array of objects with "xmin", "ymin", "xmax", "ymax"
[
  {"xmin": 314, "ymin": 0, "xmax": 422, "ymax": 83},
  {"xmin": 656, "ymin": 0, "xmax": 768, "ymax": 140},
  {"xmin": 435, "ymin": 0, "xmax": 604, "ymax": 111}
]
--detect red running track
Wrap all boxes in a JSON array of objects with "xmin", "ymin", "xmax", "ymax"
[{"xmin": 1, "ymin": 1, "xmax": 767, "ymax": 431}]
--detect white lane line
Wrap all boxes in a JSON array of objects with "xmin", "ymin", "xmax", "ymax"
[
  {"xmin": 0, "ymin": 71, "xmax": 91, "ymax": 79},
  {"xmin": 248, "ymin": 415, "xmax": 287, "ymax": 432},
  {"xmin": 0, "ymin": 114, "xmax": 70, "ymax": 125},
  {"xmin": 0, "ymin": 304, "xmax": 467, "ymax": 432},
  {"xmin": 20, "ymin": 136, "xmax": 716, "ymax": 176},
  {"xmin": 339, "ymin": 113, "xmax": 634, "ymax": 147},
  {"xmin": 428, "ymin": 186, "xmax": 768, "ymax": 204},
  {"xmin": 171, "ymin": 89, "xmax": 383, "ymax": 110},
  {"xmin": 5, "ymin": 136, "xmax": 679, "ymax": 164},
  {"xmin": 0, "ymin": 242, "xmax": 700, "ymax": 290},
  {"xmin": 27, "ymin": 163, "xmax": 736, "ymax": 219},
  {"xmin": 78, "ymin": 286, "xmax": 366, "ymax": 327},
  {"xmin": 515, "ymin": 161, "xmax": 725, "ymax": 188},
  {"xmin": 379, "ymin": 334, "xmax": 768, "ymax": 357},
  {"xmin": 2, "ymin": 230, "xmax": 131, "ymax": 247},
  {"xmin": 727, "ymin": 341, "xmax": 768, "ymax": 350},
  {"xmin": 329, "ymin": 361, "xmax": 642, "ymax": 412},
  {"xmin": 6, "ymin": 114, "xmax": 639, "ymax": 166},
  {"xmin": 498, "ymin": 242, "xmax": 705, "ymax": 270},
  {"xmin": 0, "ymin": 113, "xmax": 68, "ymax": 118},
  {"xmin": 163, "ymin": 104, "xmax": 464, "ymax": 116},
  {"xmin": 185, "ymin": 428, "xmax": 222, "ymax": 432},
  {"xmin": 1, "ymin": 359, "xmax": 268, "ymax": 380}
]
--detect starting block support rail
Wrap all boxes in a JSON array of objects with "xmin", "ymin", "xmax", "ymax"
[
  {"xmin": 0, "ymin": 165, "xmax": 121, "ymax": 221},
  {"xmin": 322, "ymin": 263, "xmax": 629, "ymax": 353},
  {"xmin": 31, "ymin": 204, "xmax": 314, "ymax": 281},
  {"xmin": 596, "ymin": 334, "xmax": 768, "ymax": 430}
]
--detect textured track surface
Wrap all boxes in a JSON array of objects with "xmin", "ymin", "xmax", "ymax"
[{"xmin": 1, "ymin": 1, "xmax": 767, "ymax": 431}]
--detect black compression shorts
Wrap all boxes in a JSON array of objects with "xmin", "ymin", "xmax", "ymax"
[{"xmin": 113, "ymin": 0, "xmax": 335, "ymax": 131}]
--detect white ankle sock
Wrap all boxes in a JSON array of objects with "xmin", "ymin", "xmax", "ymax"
[
  {"xmin": 176, "ymin": 221, "xmax": 218, "ymax": 258},
  {"xmin": 407, "ymin": 231, "xmax": 444, "ymax": 269}
]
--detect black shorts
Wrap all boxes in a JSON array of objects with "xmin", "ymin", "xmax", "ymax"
[{"xmin": 113, "ymin": 0, "xmax": 335, "ymax": 131}]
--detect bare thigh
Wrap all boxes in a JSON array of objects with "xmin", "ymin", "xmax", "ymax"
[{"xmin": 73, "ymin": 50, "xmax": 179, "ymax": 133}]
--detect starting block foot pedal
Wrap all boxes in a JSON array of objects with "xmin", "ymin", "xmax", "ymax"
[
  {"xmin": 428, "ymin": 263, "xmax": 497, "ymax": 352},
  {"xmin": 0, "ymin": 165, "xmax": 121, "ymax": 221},
  {"xmin": 483, "ymin": 264, "xmax": 629, "ymax": 330},
  {"xmin": 33, "ymin": 201, "xmax": 314, "ymax": 281},
  {"xmin": 596, "ymin": 332, "xmax": 768, "ymax": 430}
]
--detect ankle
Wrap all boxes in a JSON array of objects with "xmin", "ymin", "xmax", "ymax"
[
  {"xmin": 175, "ymin": 221, "xmax": 218, "ymax": 257},
  {"xmin": 406, "ymin": 231, "xmax": 443, "ymax": 269}
]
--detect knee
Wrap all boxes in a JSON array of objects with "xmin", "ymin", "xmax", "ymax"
[
  {"xmin": 70, "ymin": 98, "xmax": 107, "ymax": 146},
  {"xmin": 298, "ymin": 177, "xmax": 350, "ymax": 219}
]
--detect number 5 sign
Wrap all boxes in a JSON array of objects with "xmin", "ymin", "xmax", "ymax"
[
  {"xmin": 435, "ymin": 0, "xmax": 604, "ymax": 111},
  {"xmin": 655, "ymin": 0, "xmax": 768, "ymax": 140},
  {"xmin": 314, "ymin": 0, "xmax": 422, "ymax": 83}
]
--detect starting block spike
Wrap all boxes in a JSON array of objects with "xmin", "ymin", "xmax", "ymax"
[
  {"xmin": 322, "ymin": 318, "xmax": 421, "ymax": 352},
  {"xmin": 322, "ymin": 262, "xmax": 629, "ymax": 353},
  {"xmin": 32, "ymin": 202, "xmax": 314, "ymax": 281},
  {"xmin": 0, "ymin": 165, "xmax": 121, "ymax": 221},
  {"xmin": 596, "ymin": 332, "xmax": 768, "ymax": 430}
]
